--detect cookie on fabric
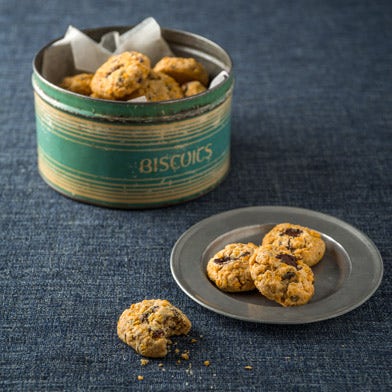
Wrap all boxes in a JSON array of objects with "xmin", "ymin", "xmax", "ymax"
[
  {"xmin": 181, "ymin": 80, "xmax": 207, "ymax": 97},
  {"xmin": 249, "ymin": 246, "xmax": 315, "ymax": 307},
  {"xmin": 90, "ymin": 51, "xmax": 151, "ymax": 100},
  {"xmin": 128, "ymin": 70, "xmax": 183, "ymax": 102},
  {"xmin": 117, "ymin": 299, "xmax": 191, "ymax": 358},
  {"xmin": 59, "ymin": 73, "xmax": 93, "ymax": 96},
  {"xmin": 153, "ymin": 56, "xmax": 209, "ymax": 86},
  {"xmin": 206, "ymin": 242, "xmax": 259, "ymax": 292},
  {"xmin": 262, "ymin": 223, "xmax": 326, "ymax": 267}
]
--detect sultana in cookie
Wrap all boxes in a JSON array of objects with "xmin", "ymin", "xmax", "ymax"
[
  {"xmin": 206, "ymin": 242, "xmax": 258, "ymax": 292},
  {"xmin": 117, "ymin": 299, "xmax": 191, "ymax": 358},
  {"xmin": 262, "ymin": 223, "xmax": 326, "ymax": 267},
  {"xmin": 153, "ymin": 56, "xmax": 209, "ymax": 86},
  {"xmin": 90, "ymin": 51, "xmax": 151, "ymax": 100},
  {"xmin": 249, "ymin": 246, "xmax": 315, "ymax": 307},
  {"xmin": 128, "ymin": 70, "xmax": 183, "ymax": 102},
  {"xmin": 59, "ymin": 73, "xmax": 94, "ymax": 96},
  {"xmin": 181, "ymin": 80, "xmax": 207, "ymax": 97}
]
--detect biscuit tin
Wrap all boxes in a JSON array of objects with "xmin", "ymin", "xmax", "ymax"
[{"xmin": 32, "ymin": 26, "xmax": 233, "ymax": 208}]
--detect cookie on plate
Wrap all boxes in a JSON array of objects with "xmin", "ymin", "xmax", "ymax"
[
  {"xmin": 249, "ymin": 246, "xmax": 315, "ymax": 307},
  {"xmin": 128, "ymin": 70, "xmax": 183, "ymax": 102},
  {"xmin": 117, "ymin": 299, "xmax": 191, "ymax": 358},
  {"xmin": 206, "ymin": 242, "xmax": 259, "ymax": 292},
  {"xmin": 90, "ymin": 51, "xmax": 151, "ymax": 100},
  {"xmin": 153, "ymin": 56, "xmax": 209, "ymax": 86},
  {"xmin": 262, "ymin": 223, "xmax": 326, "ymax": 267},
  {"xmin": 59, "ymin": 73, "xmax": 93, "ymax": 96}
]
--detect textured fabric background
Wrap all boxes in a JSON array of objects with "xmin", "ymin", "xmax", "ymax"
[{"xmin": 1, "ymin": 0, "xmax": 391, "ymax": 391}]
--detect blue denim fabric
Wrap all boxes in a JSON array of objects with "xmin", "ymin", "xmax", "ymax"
[{"xmin": 1, "ymin": 0, "xmax": 391, "ymax": 390}]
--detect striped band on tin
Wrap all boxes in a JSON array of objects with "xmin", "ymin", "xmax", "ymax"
[
  {"xmin": 34, "ymin": 93, "xmax": 232, "ymax": 151},
  {"xmin": 38, "ymin": 147, "xmax": 229, "ymax": 206}
]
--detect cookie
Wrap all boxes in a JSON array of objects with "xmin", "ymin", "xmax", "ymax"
[
  {"xmin": 90, "ymin": 51, "xmax": 151, "ymax": 100},
  {"xmin": 117, "ymin": 299, "xmax": 191, "ymax": 358},
  {"xmin": 249, "ymin": 246, "xmax": 315, "ymax": 306},
  {"xmin": 59, "ymin": 73, "xmax": 93, "ymax": 96},
  {"xmin": 153, "ymin": 56, "xmax": 209, "ymax": 86},
  {"xmin": 206, "ymin": 242, "xmax": 258, "ymax": 292},
  {"xmin": 262, "ymin": 223, "xmax": 326, "ymax": 267},
  {"xmin": 181, "ymin": 80, "xmax": 207, "ymax": 97},
  {"xmin": 128, "ymin": 70, "xmax": 183, "ymax": 102}
]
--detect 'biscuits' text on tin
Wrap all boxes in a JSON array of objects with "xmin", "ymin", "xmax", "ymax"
[{"xmin": 138, "ymin": 143, "xmax": 213, "ymax": 174}]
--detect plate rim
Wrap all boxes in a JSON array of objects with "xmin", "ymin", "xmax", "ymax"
[{"xmin": 170, "ymin": 205, "xmax": 384, "ymax": 324}]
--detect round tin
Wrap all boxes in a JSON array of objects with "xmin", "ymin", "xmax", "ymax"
[{"xmin": 32, "ymin": 26, "xmax": 233, "ymax": 208}]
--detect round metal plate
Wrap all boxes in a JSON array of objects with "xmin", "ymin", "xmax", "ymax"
[{"xmin": 170, "ymin": 206, "xmax": 383, "ymax": 324}]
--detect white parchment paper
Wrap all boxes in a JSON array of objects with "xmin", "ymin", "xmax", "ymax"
[{"xmin": 42, "ymin": 17, "xmax": 229, "ymax": 89}]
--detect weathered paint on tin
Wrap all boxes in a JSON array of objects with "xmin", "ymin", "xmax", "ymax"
[{"xmin": 32, "ymin": 26, "xmax": 233, "ymax": 208}]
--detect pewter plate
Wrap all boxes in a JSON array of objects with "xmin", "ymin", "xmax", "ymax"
[{"xmin": 170, "ymin": 206, "xmax": 383, "ymax": 324}]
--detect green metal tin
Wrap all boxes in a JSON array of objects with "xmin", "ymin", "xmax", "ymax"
[{"xmin": 32, "ymin": 26, "xmax": 233, "ymax": 208}]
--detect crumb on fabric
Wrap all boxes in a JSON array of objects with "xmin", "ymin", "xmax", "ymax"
[{"xmin": 181, "ymin": 351, "xmax": 190, "ymax": 360}]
